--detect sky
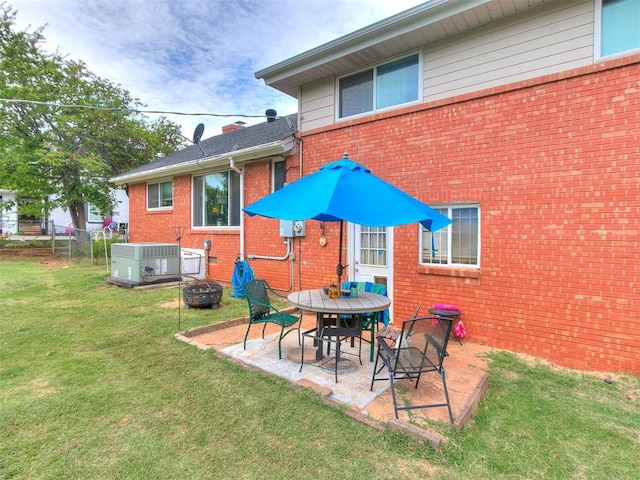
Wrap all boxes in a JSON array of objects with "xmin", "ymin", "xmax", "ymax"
[{"xmin": 9, "ymin": 0, "xmax": 426, "ymax": 141}]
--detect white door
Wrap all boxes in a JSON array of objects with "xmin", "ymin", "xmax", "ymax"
[{"xmin": 348, "ymin": 225, "xmax": 393, "ymax": 316}]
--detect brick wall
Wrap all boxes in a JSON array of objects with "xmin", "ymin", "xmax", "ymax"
[
  {"xmin": 126, "ymin": 55, "xmax": 639, "ymax": 374},
  {"xmin": 292, "ymin": 57, "xmax": 639, "ymax": 374},
  {"xmin": 128, "ymin": 159, "xmax": 299, "ymax": 290}
]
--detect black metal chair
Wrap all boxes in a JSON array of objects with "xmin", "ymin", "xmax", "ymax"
[
  {"xmin": 370, "ymin": 315, "xmax": 455, "ymax": 422},
  {"xmin": 341, "ymin": 281, "xmax": 389, "ymax": 362},
  {"xmin": 242, "ymin": 279, "xmax": 301, "ymax": 359},
  {"xmin": 299, "ymin": 312, "xmax": 363, "ymax": 383}
]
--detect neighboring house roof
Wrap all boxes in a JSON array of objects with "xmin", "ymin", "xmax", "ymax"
[
  {"xmin": 111, "ymin": 114, "xmax": 297, "ymax": 185},
  {"xmin": 255, "ymin": 0, "xmax": 548, "ymax": 96}
]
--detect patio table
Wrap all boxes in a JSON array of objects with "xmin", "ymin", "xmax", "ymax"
[{"xmin": 287, "ymin": 289, "xmax": 391, "ymax": 362}]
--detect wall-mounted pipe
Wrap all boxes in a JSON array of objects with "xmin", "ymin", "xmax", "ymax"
[
  {"xmin": 247, "ymin": 238, "xmax": 291, "ymax": 261},
  {"xmin": 230, "ymin": 156, "xmax": 245, "ymax": 260}
]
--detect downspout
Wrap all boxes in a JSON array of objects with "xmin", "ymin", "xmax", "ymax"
[
  {"xmin": 298, "ymin": 132, "xmax": 303, "ymax": 180},
  {"xmin": 230, "ymin": 156, "xmax": 245, "ymax": 261},
  {"xmin": 229, "ymin": 156, "xmax": 242, "ymax": 175}
]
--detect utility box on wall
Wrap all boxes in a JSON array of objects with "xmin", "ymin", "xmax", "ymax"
[
  {"xmin": 111, "ymin": 243, "xmax": 180, "ymax": 283},
  {"xmin": 279, "ymin": 219, "xmax": 305, "ymax": 237}
]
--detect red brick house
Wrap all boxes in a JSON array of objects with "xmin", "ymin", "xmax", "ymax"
[
  {"xmin": 113, "ymin": 0, "xmax": 639, "ymax": 374},
  {"xmin": 111, "ymin": 117, "xmax": 300, "ymax": 288}
]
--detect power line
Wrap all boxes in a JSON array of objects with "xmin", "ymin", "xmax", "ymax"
[{"xmin": 0, "ymin": 97, "xmax": 268, "ymax": 119}]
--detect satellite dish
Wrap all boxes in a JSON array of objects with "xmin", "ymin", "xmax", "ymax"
[{"xmin": 193, "ymin": 123, "xmax": 205, "ymax": 144}]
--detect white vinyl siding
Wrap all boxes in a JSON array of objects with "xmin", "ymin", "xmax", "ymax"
[
  {"xmin": 298, "ymin": 0, "xmax": 596, "ymax": 132},
  {"xmin": 425, "ymin": 1, "xmax": 593, "ymax": 102},
  {"xmin": 300, "ymin": 79, "xmax": 335, "ymax": 131}
]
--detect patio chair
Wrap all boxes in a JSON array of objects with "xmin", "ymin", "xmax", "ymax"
[
  {"xmin": 370, "ymin": 315, "xmax": 455, "ymax": 422},
  {"xmin": 341, "ymin": 281, "xmax": 389, "ymax": 361},
  {"xmin": 299, "ymin": 327, "xmax": 347, "ymax": 383},
  {"xmin": 242, "ymin": 279, "xmax": 301, "ymax": 359},
  {"xmin": 299, "ymin": 316, "xmax": 363, "ymax": 383}
]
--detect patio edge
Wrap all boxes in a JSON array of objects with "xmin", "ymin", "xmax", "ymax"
[
  {"xmin": 454, "ymin": 372, "xmax": 489, "ymax": 431},
  {"xmin": 174, "ymin": 317, "xmax": 454, "ymax": 452}
]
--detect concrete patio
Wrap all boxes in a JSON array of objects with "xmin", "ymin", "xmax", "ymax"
[{"xmin": 176, "ymin": 313, "xmax": 490, "ymax": 448}]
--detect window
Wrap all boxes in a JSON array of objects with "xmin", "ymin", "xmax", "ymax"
[
  {"xmin": 147, "ymin": 180, "xmax": 173, "ymax": 209},
  {"xmin": 193, "ymin": 171, "xmax": 241, "ymax": 227},
  {"xmin": 420, "ymin": 205, "xmax": 479, "ymax": 267},
  {"xmin": 273, "ymin": 159, "xmax": 286, "ymax": 191},
  {"xmin": 359, "ymin": 226, "xmax": 387, "ymax": 266},
  {"xmin": 598, "ymin": 0, "xmax": 640, "ymax": 58},
  {"xmin": 338, "ymin": 53, "xmax": 420, "ymax": 119},
  {"xmin": 87, "ymin": 204, "xmax": 103, "ymax": 223}
]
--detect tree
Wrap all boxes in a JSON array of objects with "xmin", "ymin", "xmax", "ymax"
[{"xmin": 0, "ymin": 2, "xmax": 181, "ymax": 238}]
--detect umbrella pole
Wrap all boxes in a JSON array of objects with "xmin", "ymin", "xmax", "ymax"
[{"xmin": 337, "ymin": 220, "xmax": 344, "ymax": 288}]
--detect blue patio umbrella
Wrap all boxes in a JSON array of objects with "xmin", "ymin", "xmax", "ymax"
[{"xmin": 243, "ymin": 155, "xmax": 452, "ymax": 286}]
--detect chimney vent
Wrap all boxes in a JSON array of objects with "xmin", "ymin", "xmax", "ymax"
[{"xmin": 222, "ymin": 121, "xmax": 246, "ymax": 134}]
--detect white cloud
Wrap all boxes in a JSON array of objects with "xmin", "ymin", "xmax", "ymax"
[{"xmin": 10, "ymin": 0, "xmax": 425, "ymax": 138}]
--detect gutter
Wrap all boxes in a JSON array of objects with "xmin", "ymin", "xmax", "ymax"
[
  {"xmin": 255, "ymin": 0, "xmax": 484, "ymax": 85},
  {"xmin": 110, "ymin": 138, "xmax": 294, "ymax": 185}
]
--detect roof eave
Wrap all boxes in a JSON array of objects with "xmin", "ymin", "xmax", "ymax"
[
  {"xmin": 255, "ymin": 0, "xmax": 489, "ymax": 96},
  {"xmin": 110, "ymin": 138, "xmax": 295, "ymax": 185}
]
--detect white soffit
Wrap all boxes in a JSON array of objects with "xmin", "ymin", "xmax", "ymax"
[{"xmin": 256, "ymin": 0, "xmax": 550, "ymax": 97}]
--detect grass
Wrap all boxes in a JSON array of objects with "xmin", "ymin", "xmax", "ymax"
[{"xmin": 0, "ymin": 258, "xmax": 638, "ymax": 479}]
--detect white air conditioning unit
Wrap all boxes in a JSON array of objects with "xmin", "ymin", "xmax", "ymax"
[{"xmin": 111, "ymin": 243, "xmax": 180, "ymax": 283}]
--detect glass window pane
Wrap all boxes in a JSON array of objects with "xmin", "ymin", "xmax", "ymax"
[
  {"xmin": 376, "ymin": 54, "xmax": 419, "ymax": 109},
  {"xmin": 339, "ymin": 69, "xmax": 373, "ymax": 118},
  {"xmin": 359, "ymin": 226, "xmax": 387, "ymax": 266},
  {"xmin": 451, "ymin": 207, "xmax": 478, "ymax": 265},
  {"xmin": 229, "ymin": 170, "xmax": 241, "ymax": 227},
  {"xmin": 273, "ymin": 161, "xmax": 286, "ymax": 191},
  {"xmin": 422, "ymin": 207, "xmax": 448, "ymax": 264},
  {"xmin": 205, "ymin": 172, "xmax": 228, "ymax": 226},
  {"xmin": 602, "ymin": 0, "xmax": 640, "ymax": 56},
  {"xmin": 193, "ymin": 171, "xmax": 239, "ymax": 227},
  {"xmin": 193, "ymin": 176, "xmax": 204, "ymax": 226},
  {"xmin": 160, "ymin": 181, "xmax": 173, "ymax": 207},
  {"xmin": 421, "ymin": 206, "xmax": 478, "ymax": 266},
  {"xmin": 147, "ymin": 183, "xmax": 159, "ymax": 209},
  {"xmin": 88, "ymin": 204, "xmax": 103, "ymax": 222}
]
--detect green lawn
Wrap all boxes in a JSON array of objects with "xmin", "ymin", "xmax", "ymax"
[{"xmin": 1, "ymin": 258, "xmax": 638, "ymax": 479}]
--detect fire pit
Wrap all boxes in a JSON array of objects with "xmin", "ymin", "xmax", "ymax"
[{"xmin": 183, "ymin": 280, "xmax": 223, "ymax": 309}]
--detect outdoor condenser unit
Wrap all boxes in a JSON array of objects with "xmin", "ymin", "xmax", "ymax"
[{"xmin": 111, "ymin": 243, "xmax": 180, "ymax": 283}]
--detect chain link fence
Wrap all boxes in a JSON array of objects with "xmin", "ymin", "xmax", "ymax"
[{"xmin": 50, "ymin": 222, "xmax": 128, "ymax": 267}]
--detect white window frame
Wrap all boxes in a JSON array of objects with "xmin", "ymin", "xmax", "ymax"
[
  {"xmin": 87, "ymin": 204, "xmax": 103, "ymax": 223},
  {"xmin": 594, "ymin": 0, "xmax": 640, "ymax": 60},
  {"xmin": 192, "ymin": 170, "xmax": 241, "ymax": 228},
  {"xmin": 146, "ymin": 179, "xmax": 173, "ymax": 210},
  {"xmin": 419, "ymin": 204, "xmax": 480, "ymax": 268},
  {"xmin": 336, "ymin": 51, "xmax": 422, "ymax": 121}
]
